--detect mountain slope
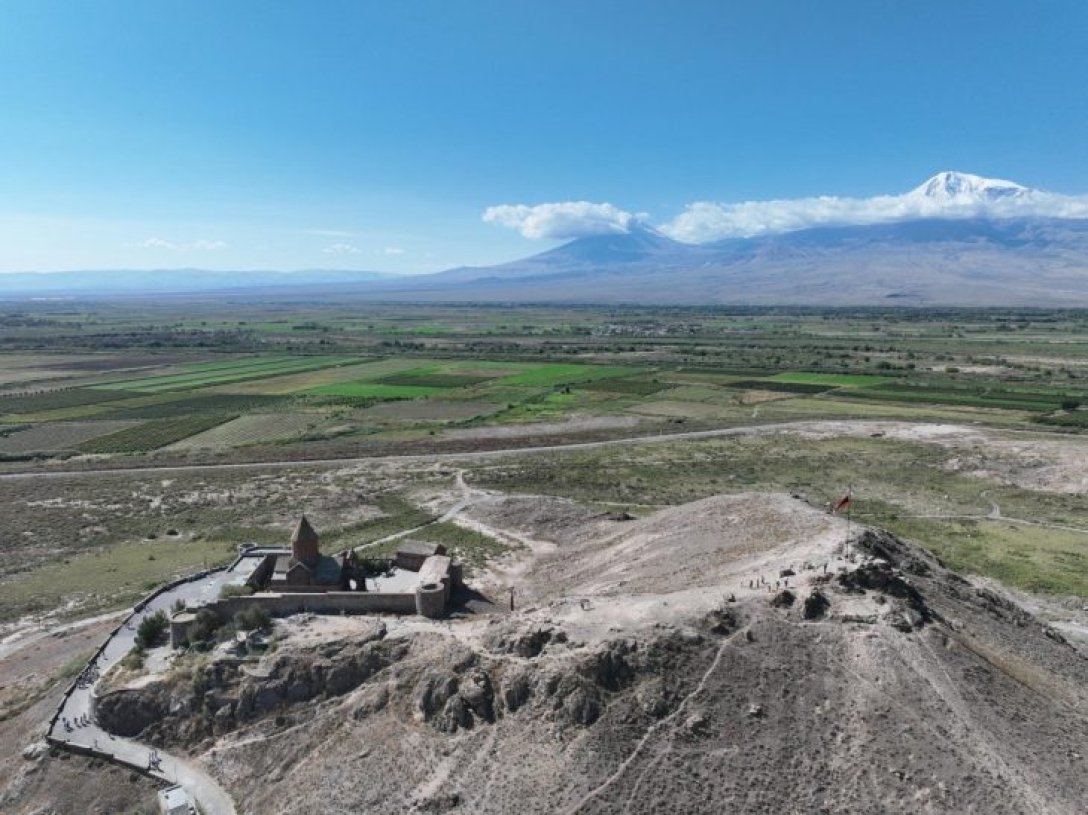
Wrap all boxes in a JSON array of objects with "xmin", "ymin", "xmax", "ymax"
[
  {"xmin": 364, "ymin": 216, "xmax": 1088, "ymax": 305},
  {"xmin": 99, "ymin": 493, "xmax": 1088, "ymax": 814},
  {"xmin": 0, "ymin": 268, "xmax": 396, "ymax": 296},
  {"xmin": 5, "ymin": 172, "xmax": 1087, "ymax": 305}
]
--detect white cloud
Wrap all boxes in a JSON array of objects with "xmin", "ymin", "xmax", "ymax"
[
  {"xmin": 660, "ymin": 186, "xmax": 1088, "ymax": 243},
  {"xmin": 485, "ymin": 174, "xmax": 1088, "ymax": 246},
  {"xmin": 322, "ymin": 242, "xmax": 360, "ymax": 255},
  {"xmin": 139, "ymin": 237, "xmax": 226, "ymax": 251},
  {"xmin": 382, "ymin": 246, "xmax": 405, "ymax": 256},
  {"xmin": 483, "ymin": 201, "xmax": 635, "ymax": 240}
]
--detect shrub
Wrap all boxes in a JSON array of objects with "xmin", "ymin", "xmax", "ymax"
[
  {"xmin": 135, "ymin": 610, "xmax": 169, "ymax": 649},
  {"xmin": 234, "ymin": 606, "xmax": 271, "ymax": 632},
  {"xmin": 186, "ymin": 608, "xmax": 222, "ymax": 646},
  {"xmin": 219, "ymin": 583, "xmax": 254, "ymax": 599},
  {"xmin": 216, "ymin": 622, "xmax": 239, "ymax": 643},
  {"xmin": 122, "ymin": 645, "xmax": 146, "ymax": 671}
]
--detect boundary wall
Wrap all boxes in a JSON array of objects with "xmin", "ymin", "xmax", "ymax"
[{"xmin": 43, "ymin": 562, "xmax": 237, "ymax": 780}]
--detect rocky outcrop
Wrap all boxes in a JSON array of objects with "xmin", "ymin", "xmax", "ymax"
[{"xmin": 100, "ymin": 621, "xmax": 408, "ymax": 744}]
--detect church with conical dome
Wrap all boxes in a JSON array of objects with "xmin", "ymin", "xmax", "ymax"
[{"xmin": 268, "ymin": 515, "xmax": 344, "ymax": 588}]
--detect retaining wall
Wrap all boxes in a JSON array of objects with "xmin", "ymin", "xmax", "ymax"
[
  {"xmin": 215, "ymin": 591, "xmax": 419, "ymax": 618},
  {"xmin": 45, "ymin": 560, "xmax": 238, "ymax": 776}
]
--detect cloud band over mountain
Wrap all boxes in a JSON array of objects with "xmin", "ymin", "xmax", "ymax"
[
  {"xmin": 482, "ymin": 202, "xmax": 639, "ymax": 240},
  {"xmin": 485, "ymin": 173, "xmax": 1088, "ymax": 244}
]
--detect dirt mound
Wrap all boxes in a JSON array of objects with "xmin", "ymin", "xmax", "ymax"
[
  {"xmin": 96, "ymin": 494, "xmax": 1088, "ymax": 814},
  {"xmin": 512, "ymin": 492, "xmax": 841, "ymax": 598}
]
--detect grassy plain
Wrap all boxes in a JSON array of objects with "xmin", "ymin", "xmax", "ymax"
[
  {"xmin": 465, "ymin": 432, "xmax": 1088, "ymax": 597},
  {"xmin": 1, "ymin": 301, "xmax": 1088, "ymax": 617},
  {"xmin": 0, "ymin": 537, "xmax": 238, "ymax": 621}
]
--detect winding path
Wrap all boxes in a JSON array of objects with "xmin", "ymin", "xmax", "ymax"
[
  {"xmin": 45, "ymin": 471, "xmax": 489, "ymax": 815},
  {"xmin": 350, "ymin": 469, "xmax": 489, "ymax": 554},
  {"xmin": 47, "ymin": 558, "xmax": 264, "ymax": 814}
]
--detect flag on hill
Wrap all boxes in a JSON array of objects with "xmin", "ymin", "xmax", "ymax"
[{"xmin": 832, "ymin": 490, "xmax": 853, "ymax": 514}]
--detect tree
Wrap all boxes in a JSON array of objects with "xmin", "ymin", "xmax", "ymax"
[{"xmin": 135, "ymin": 610, "xmax": 169, "ymax": 649}]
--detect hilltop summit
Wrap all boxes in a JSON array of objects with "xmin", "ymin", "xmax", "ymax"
[{"xmin": 908, "ymin": 170, "xmax": 1035, "ymax": 205}]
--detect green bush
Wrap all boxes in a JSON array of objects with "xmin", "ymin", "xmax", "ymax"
[
  {"xmin": 122, "ymin": 644, "xmax": 146, "ymax": 670},
  {"xmin": 216, "ymin": 622, "xmax": 239, "ymax": 643},
  {"xmin": 234, "ymin": 606, "xmax": 271, "ymax": 631},
  {"xmin": 186, "ymin": 608, "xmax": 222, "ymax": 646},
  {"xmin": 135, "ymin": 610, "xmax": 169, "ymax": 649},
  {"xmin": 219, "ymin": 583, "xmax": 254, "ymax": 599}
]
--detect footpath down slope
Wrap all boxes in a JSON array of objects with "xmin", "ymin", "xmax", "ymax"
[{"xmin": 99, "ymin": 493, "xmax": 1088, "ymax": 814}]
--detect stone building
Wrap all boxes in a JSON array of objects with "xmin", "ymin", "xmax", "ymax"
[
  {"xmin": 394, "ymin": 540, "xmax": 447, "ymax": 571},
  {"xmin": 169, "ymin": 516, "xmax": 463, "ymax": 650},
  {"xmin": 268, "ymin": 515, "xmax": 343, "ymax": 589}
]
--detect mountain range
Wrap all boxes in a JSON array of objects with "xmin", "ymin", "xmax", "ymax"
[{"xmin": 5, "ymin": 172, "xmax": 1088, "ymax": 306}]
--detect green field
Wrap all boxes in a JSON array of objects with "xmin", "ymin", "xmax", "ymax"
[
  {"xmin": 0, "ymin": 387, "xmax": 134, "ymax": 415},
  {"xmin": 723, "ymin": 379, "xmax": 832, "ymax": 394},
  {"xmin": 496, "ymin": 363, "xmax": 635, "ymax": 387},
  {"xmin": 92, "ymin": 355, "xmax": 355, "ymax": 393},
  {"xmin": 375, "ymin": 371, "xmax": 495, "ymax": 388},
  {"xmin": 78, "ymin": 414, "xmax": 236, "ymax": 453},
  {"xmin": 4, "ymin": 301, "xmax": 1088, "ymax": 623},
  {"xmin": 769, "ymin": 372, "xmax": 893, "ymax": 387},
  {"xmin": 166, "ymin": 412, "xmax": 326, "ymax": 449},
  {"xmin": 578, "ymin": 376, "xmax": 667, "ymax": 395},
  {"xmin": 0, "ymin": 420, "xmax": 139, "ymax": 454},
  {"xmin": 3, "ymin": 307, "xmax": 1088, "ymax": 466},
  {"xmin": 307, "ymin": 382, "xmax": 445, "ymax": 399}
]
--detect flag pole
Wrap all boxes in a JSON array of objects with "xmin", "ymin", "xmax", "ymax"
[{"xmin": 846, "ymin": 484, "xmax": 853, "ymax": 555}]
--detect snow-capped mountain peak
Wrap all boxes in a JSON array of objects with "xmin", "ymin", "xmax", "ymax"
[{"xmin": 909, "ymin": 171, "xmax": 1033, "ymax": 204}]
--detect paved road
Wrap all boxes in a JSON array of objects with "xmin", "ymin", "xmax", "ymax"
[
  {"xmin": 0, "ymin": 418, "xmax": 1076, "ymax": 483},
  {"xmin": 0, "ymin": 420, "xmax": 889, "ymax": 481},
  {"xmin": 49, "ymin": 555, "xmax": 264, "ymax": 815}
]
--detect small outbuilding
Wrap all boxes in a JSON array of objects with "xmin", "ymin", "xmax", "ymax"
[
  {"xmin": 395, "ymin": 540, "xmax": 447, "ymax": 572},
  {"xmin": 158, "ymin": 785, "xmax": 194, "ymax": 815}
]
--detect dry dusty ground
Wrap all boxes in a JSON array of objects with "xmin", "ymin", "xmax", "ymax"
[
  {"xmin": 784, "ymin": 420, "xmax": 1088, "ymax": 493},
  {"xmin": 73, "ymin": 489, "xmax": 1088, "ymax": 815},
  {"xmin": 7, "ymin": 419, "xmax": 1088, "ymax": 814}
]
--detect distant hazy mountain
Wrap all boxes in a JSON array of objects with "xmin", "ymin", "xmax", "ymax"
[
  {"xmin": 0, "ymin": 268, "xmax": 396, "ymax": 296},
  {"xmin": 359, "ymin": 217, "xmax": 1088, "ymax": 306},
  {"xmin": 6, "ymin": 172, "xmax": 1088, "ymax": 306},
  {"xmin": 360, "ymin": 172, "xmax": 1088, "ymax": 306}
]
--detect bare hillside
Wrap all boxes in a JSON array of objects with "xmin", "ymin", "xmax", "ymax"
[{"xmin": 94, "ymin": 494, "xmax": 1088, "ymax": 814}]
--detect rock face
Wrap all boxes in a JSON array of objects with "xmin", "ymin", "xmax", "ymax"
[
  {"xmin": 98, "ymin": 620, "xmax": 401, "ymax": 743},
  {"xmin": 103, "ymin": 518, "xmax": 1088, "ymax": 815}
]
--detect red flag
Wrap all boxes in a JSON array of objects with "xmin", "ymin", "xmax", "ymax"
[{"xmin": 832, "ymin": 492, "xmax": 852, "ymax": 514}]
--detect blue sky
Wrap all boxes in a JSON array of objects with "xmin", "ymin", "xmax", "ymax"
[{"xmin": 1, "ymin": 1, "xmax": 1086, "ymax": 273}]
